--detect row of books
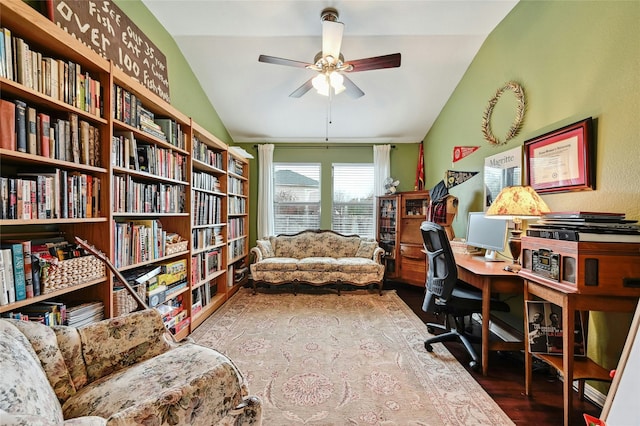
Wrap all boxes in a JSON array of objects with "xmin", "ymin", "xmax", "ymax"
[
  {"xmin": 228, "ymin": 238, "xmax": 246, "ymax": 259},
  {"xmin": 192, "ymin": 226, "xmax": 224, "ymax": 251},
  {"xmin": 0, "ymin": 171, "xmax": 101, "ymax": 220},
  {"xmin": 228, "ymin": 176, "xmax": 245, "ymax": 195},
  {"xmin": 229, "ymin": 196, "xmax": 247, "ymax": 215},
  {"xmin": 228, "ymin": 218, "xmax": 245, "ymax": 240},
  {"xmin": 192, "ymin": 136, "xmax": 224, "ymax": 169},
  {"xmin": 527, "ymin": 211, "xmax": 640, "ymax": 243},
  {"xmin": 191, "ymin": 279, "xmax": 219, "ymax": 317},
  {"xmin": 0, "ymin": 99, "xmax": 101, "ymax": 167},
  {"xmin": 112, "ymin": 84, "xmax": 186, "ymax": 150},
  {"xmin": 113, "ymin": 219, "xmax": 166, "ymax": 268},
  {"xmin": 112, "ymin": 174, "xmax": 186, "ymax": 214},
  {"xmin": 0, "ymin": 238, "xmax": 94, "ymax": 306},
  {"xmin": 0, "ymin": 28, "xmax": 102, "ymax": 117},
  {"xmin": 111, "ymin": 131, "xmax": 187, "ymax": 181},
  {"xmin": 228, "ymin": 157, "xmax": 244, "ymax": 176},
  {"xmin": 192, "ymin": 171, "xmax": 222, "ymax": 192},
  {"xmin": 191, "ymin": 249, "xmax": 223, "ymax": 284},
  {"xmin": 192, "ymin": 192, "xmax": 223, "ymax": 226}
]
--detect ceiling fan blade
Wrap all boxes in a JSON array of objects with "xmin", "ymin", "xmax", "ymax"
[
  {"xmin": 289, "ymin": 78, "xmax": 314, "ymax": 98},
  {"xmin": 258, "ymin": 54, "xmax": 312, "ymax": 69},
  {"xmin": 342, "ymin": 75, "xmax": 365, "ymax": 99},
  {"xmin": 346, "ymin": 53, "xmax": 401, "ymax": 72},
  {"xmin": 322, "ymin": 20, "xmax": 344, "ymax": 60}
]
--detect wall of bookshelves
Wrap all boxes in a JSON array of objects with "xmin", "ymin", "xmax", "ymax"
[
  {"xmin": 227, "ymin": 152, "xmax": 249, "ymax": 297},
  {"xmin": 190, "ymin": 121, "xmax": 228, "ymax": 330},
  {"xmin": 0, "ymin": 0, "xmax": 249, "ymax": 338}
]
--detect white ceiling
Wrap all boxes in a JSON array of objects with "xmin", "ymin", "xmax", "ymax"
[{"xmin": 141, "ymin": 0, "xmax": 518, "ymax": 144}]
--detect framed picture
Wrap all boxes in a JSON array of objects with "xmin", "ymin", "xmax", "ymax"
[
  {"xmin": 524, "ymin": 118, "xmax": 594, "ymax": 193},
  {"xmin": 484, "ymin": 146, "xmax": 522, "ymax": 210}
]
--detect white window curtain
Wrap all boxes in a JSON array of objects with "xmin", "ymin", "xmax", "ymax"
[
  {"xmin": 373, "ymin": 144, "xmax": 391, "ymax": 235},
  {"xmin": 257, "ymin": 144, "xmax": 275, "ymax": 238},
  {"xmin": 373, "ymin": 144, "xmax": 391, "ymax": 196}
]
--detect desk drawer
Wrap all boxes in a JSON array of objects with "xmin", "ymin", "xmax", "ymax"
[{"xmin": 400, "ymin": 244, "xmax": 425, "ymax": 260}]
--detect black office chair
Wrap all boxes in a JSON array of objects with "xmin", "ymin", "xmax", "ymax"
[{"xmin": 420, "ymin": 221, "xmax": 510, "ymax": 369}]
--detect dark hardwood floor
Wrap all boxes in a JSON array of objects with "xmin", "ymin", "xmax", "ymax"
[{"xmin": 389, "ymin": 281, "xmax": 601, "ymax": 426}]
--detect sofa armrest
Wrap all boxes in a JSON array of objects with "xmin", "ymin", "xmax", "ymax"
[
  {"xmin": 373, "ymin": 246, "xmax": 385, "ymax": 263},
  {"xmin": 78, "ymin": 309, "xmax": 172, "ymax": 382},
  {"xmin": 250, "ymin": 246, "xmax": 263, "ymax": 263}
]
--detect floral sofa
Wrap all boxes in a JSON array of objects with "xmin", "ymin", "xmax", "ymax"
[
  {"xmin": 0, "ymin": 309, "xmax": 262, "ymax": 425},
  {"xmin": 250, "ymin": 229, "xmax": 385, "ymax": 294}
]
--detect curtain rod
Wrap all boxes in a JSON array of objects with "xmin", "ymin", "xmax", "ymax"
[{"xmin": 252, "ymin": 144, "xmax": 397, "ymax": 149}]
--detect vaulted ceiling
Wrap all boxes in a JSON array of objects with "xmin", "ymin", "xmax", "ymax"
[{"xmin": 141, "ymin": 0, "xmax": 518, "ymax": 144}]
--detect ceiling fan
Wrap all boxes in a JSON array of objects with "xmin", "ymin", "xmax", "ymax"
[{"xmin": 258, "ymin": 7, "xmax": 401, "ymax": 99}]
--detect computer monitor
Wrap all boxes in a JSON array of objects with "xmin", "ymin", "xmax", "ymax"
[{"xmin": 465, "ymin": 212, "xmax": 508, "ymax": 261}]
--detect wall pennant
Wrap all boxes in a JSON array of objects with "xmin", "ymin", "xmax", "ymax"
[
  {"xmin": 453, "ymin": 146, "xmax": 480, "ymax": 163},
  {"xmin": 445, "ymin": 170, "xmax": 479, "ymax": 188}
]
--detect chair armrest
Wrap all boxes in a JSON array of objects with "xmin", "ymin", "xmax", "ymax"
[{"xmin": 78, "ymin": 309, "xmax": 172, "ymax": 382}]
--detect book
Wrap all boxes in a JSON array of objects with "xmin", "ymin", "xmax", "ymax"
[
  {"xmin": 26, "ymin": 106, "xmax": 37, "ymax": 155},
  {"xmin": 0, "ymin": 99, "xmax": 16, "ymax": 150},
  {"xmin": 14, "ymin": 100, "xmax": 27, "ymax": 153},
  {"xmin": 526, "ymin": 301, "xmax": 585, "ymax": 356},
  {"xmin": 0, "ymin": 248, "xmax": 16, "ymax": 303},
  {"xmin": 0, "ymin": 249, "xmax": 9, "ymax": 305},
  {"xmin": 1, "ymin": 243, "xmax": 27, "ymax": 301},
  {"xmin": 38, "ymin": 112, "xmax": 51, "ymax": 158},
  {"xmin": 2, "ymin": 27, "xmax": 12, "ymax": 81}
]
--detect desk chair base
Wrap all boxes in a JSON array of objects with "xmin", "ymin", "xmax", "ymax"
[{"xmin": 425, "ymin": 314, "xmax": 480, "ymax": 369}]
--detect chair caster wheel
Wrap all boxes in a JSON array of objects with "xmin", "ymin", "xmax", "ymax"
[
  {"xmin": 425, "ymin": 342, "xmax": 433, "ymax": 352},
  {"xmin": 469, "ymin": 360, "xmax": 478, "ymax": 369},
  {"xmin": 427, "ymin": 326, "xmax": 435, "ymax": 334}
]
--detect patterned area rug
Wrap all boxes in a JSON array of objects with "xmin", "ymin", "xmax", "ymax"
[{"xmin": 191, "ymin": 288, "xmax": 514, "ymax": 425}]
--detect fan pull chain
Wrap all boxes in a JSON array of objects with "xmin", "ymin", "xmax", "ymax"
[{"xmin": 326, "ymin": 89, "xmax": 333, "ymax": 141}]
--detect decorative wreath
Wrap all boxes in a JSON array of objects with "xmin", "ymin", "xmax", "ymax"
[{"xmin": 481, "ymin": 81, "xmax": 526, "ymax": 146}]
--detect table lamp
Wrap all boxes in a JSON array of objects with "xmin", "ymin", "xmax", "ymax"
[{"xmin": 485, "ymin": 185, "xmax": 550, "ymax": 272}]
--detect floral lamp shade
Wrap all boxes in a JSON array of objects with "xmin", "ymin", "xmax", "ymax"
[
  {"xmin": 485, "ymin": 185, "xmax": 550, "ymax": 218},
  {"xmin": 485, "ymin": 185, "xmax": 550, "ymax": 272}
]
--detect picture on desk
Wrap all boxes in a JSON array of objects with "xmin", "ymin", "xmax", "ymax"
[{"xmin": 526, "ymin": 301, "xmax": 585, "ymax": 356}]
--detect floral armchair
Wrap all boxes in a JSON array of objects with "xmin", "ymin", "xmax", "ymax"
[{"xmin": 0, "ymin": 309, "xmax": 262, "ymax": 425}]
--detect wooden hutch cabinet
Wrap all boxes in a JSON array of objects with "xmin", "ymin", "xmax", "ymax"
[{"xmin": 376, "ymin": 191, "xmax": 430, "ymax": 286}]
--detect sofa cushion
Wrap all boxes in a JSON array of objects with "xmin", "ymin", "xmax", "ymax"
[
  {"xmin": 53, "ymin": 326, "xmax": 89, "ymax": 391},
  {"xmin": 314, "ymin": 232, "xmax": 361, "ymax": 257},
  {"xmin": 336, "ymin": 257, "xmax": 383, "ymax": 273},
  {"xmin": 78, "ymin": 309, "xmax": 171, "ymax": 382},
  {"xmin": 297, "ymin": 257, "xmax": 338, "ymax": 271},
  {"xmin": 9, "ymin": 319, "xmax": 77, "ymax": 404},
  {"xmin": 0, "ymin": 320, "xmax": 65, "ymax": 424},
  {"xmin": 355, "ymin": 240, "xmax": 378, "ymax": 258},
  {"xmin": 62, "ymin": 343, "xmax": 246, "ymax": 425},
  {"xmin": 256, "ymin": 240, "xmax": 274, "ymax": 258},
  {"xmin": 251, "ymin": 257, "xmax": 299, "ymax": 272}
]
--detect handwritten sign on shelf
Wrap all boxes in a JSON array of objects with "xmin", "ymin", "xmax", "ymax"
[{"xmin": 48, "ymin": 0, "xmax": 170, "ymax": 102}]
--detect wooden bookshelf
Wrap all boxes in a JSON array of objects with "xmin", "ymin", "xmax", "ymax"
[{"xmin": 0, "ymin": 0, "xmax": 249, "ymax": 336}]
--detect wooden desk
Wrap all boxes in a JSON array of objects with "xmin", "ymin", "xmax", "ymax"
[
  {"xmin": 521, "ymin": 270, "xmax": 639, "ymax": 426},
  {"xmin": 453, "ymin": 253, "xmax": 524, "ymax": 376}
]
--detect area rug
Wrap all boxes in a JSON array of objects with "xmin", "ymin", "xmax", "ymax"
[{"xmin": 191, "ymin": 288, "xmax": 514, "ymax": 425}]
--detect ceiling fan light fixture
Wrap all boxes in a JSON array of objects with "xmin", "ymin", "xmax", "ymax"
[
  {"xmin": 330, "ymin": 72, "xmax": 346, "ymax": 94},
  {"xmin": 312, "ymin": 73, "xmax": 330, "ymax": 96}
]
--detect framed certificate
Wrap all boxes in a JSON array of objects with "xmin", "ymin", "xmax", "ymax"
[{"xmin": 524, "ymin": 117, "xmax": 594, "ymax": 193}]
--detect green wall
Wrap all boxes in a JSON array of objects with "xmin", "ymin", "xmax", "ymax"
[
  {"xmin": 237, "ymin": 142, "xmax": 421, "ymax": 241},
  {"xmin": 422, "ymin": 0, "xmax": 640, "ymax": 394},
  {"xmin": 112, "ymin": 0, "xmax": 232, "ymax": 143}
]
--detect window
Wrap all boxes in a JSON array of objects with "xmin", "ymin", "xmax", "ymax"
[
  {"xmin": 273, "ymin": 163, "xmax": 321, "ymax": 234},
  {"xmin": 332, "ymin": 163, "xmax": 374, "ymax": 238}
]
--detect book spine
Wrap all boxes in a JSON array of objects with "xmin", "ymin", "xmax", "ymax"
[
  {"xmin": 27, "ymin": 106, "xmax": 37, "ymax": 154},
  {"xmin": 1, "ymin": 249, "xmax": 15, "ymax": 303},
  {"xmin": 0, "ymin": 249, "xmax": 8, "ymax": 305},
  {"xmin": 0, "ymin": 99, "xmax": 16, "ymax": 150},
  {"xmin": 5, "ymin": 243, "xmax": 27, "ymax": 301},
  {"xmin": 21, "ymin": 241, "xmax": 33, "ymax": 298},
  {"xmin": 15, "ymin": 100, "xmax": 27, "ymax": 153}
]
